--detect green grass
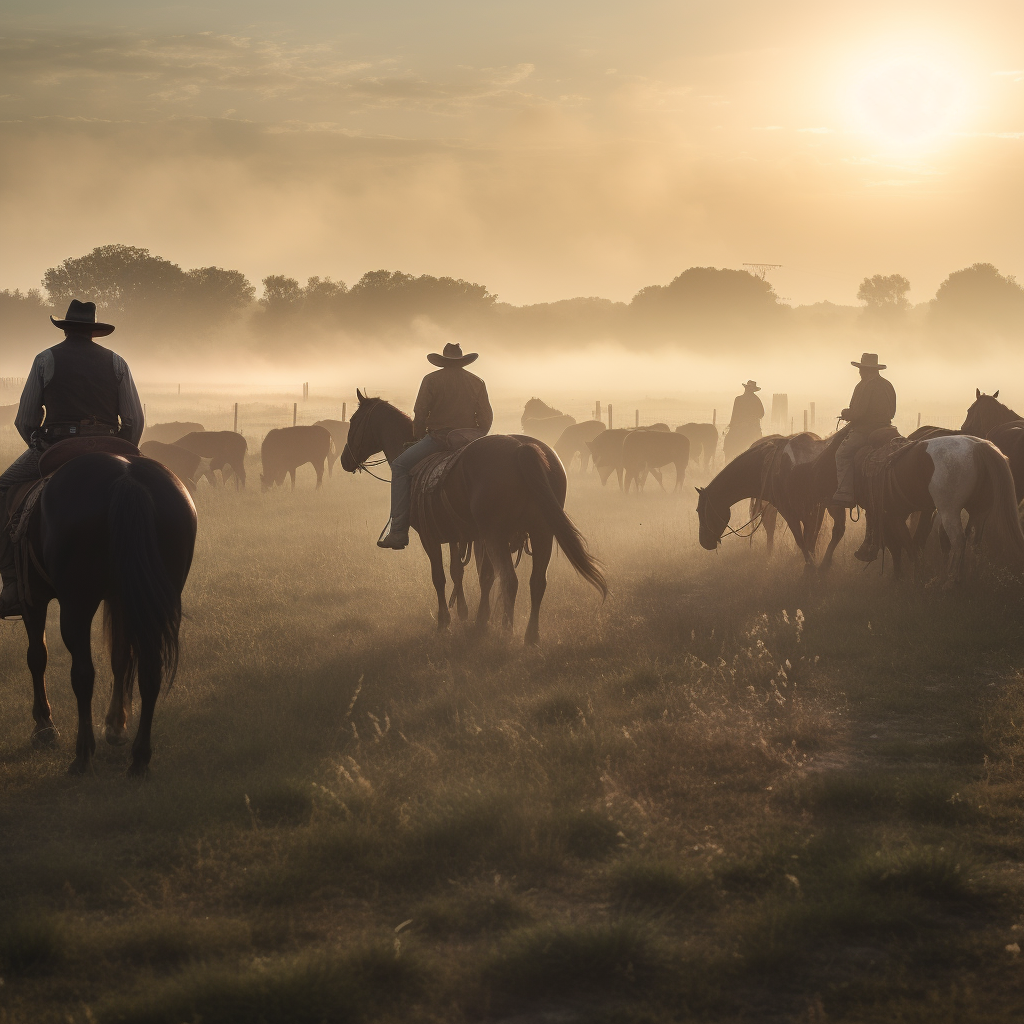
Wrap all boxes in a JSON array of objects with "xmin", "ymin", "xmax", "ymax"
[{"xmin": 3, "ymin": 410, "xmax": 1024, "ymax": 1022}]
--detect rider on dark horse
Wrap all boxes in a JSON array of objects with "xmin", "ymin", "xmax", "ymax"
[
  {"xmin": 832, "ymin": 352, "xmax": 897, "ymax": 561},
  {"xmin": 0, "ymin": 300, "xmax": 145, "ymax": 619},
  {"xmin": 377, "ymin": 342, "xmax": 493, "ymax": 550}
]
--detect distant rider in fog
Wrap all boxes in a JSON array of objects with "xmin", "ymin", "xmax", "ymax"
[
  {"xmin": 377, "ymin": 342, "xmax": 493, "ymax": 550},
  {"xmin": 724, "ymin": 380, "xmax": 764, "ymax": 461}
]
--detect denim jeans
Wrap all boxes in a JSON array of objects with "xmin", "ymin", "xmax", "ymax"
[
  {"xmin": 0, "ymin": 448, "xmax": 41, "ymax": 579},
  {"xmin": 389, "ymin": 434, "xmax": 445, "ymax": 532}
]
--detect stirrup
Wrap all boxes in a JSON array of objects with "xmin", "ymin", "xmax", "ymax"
[{"xmin": 376, "ymin": 520, "xmax": 409, "ymax": 550}]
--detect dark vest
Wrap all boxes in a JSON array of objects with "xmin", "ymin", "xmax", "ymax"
[{"xmin": 42, "ymin": 338, "xmax": 119, "ymax": 430}]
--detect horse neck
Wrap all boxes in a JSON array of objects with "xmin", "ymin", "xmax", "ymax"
[
  {"xmin": 987, "ymin": 401, "xmax": 1020, "ymax": 431},
  {"xmin": 375, "ymin": 404, "xmax": 414, "ymax": 462},
  {"xmin": 707, "ymin": 446, "xmax": 771, "ymax": 507}
]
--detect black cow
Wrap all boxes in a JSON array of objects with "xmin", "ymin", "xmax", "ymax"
[{"xmin": 175, "ymin": 430, "xmax": 248, "ymax": 489}]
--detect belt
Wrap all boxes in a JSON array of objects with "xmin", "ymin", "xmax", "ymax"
[{"xmin": 41, "ymin": 422, "xmax": 120, "ymax": 440}]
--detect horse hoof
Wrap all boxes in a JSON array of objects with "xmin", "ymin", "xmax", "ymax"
[
  {"xmin": 31, "ymin": 725, "xmax": 59, "ymax": 749},
  {"xmin": 127, "ymin": 761, "xmax": 149, "ymax": 779},
  {"xmin": 105, "ymin": 726, "xmax": 129, "ymax": 747},
  {"xmin": 67, "ymin": 758, "xmax": 90, "ymax": 776}
]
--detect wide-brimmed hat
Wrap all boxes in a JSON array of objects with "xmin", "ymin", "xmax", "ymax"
[
  {"xmin": 427, "ymin": 342, "xmax": 478, "ymax": 368},
  {"xmin": 852, "ymin": 352, "xmax": 886, "ymax": 370},
  {"xmin": 50, "ymin": 299, "xmax": 115, "ymax": 337},
  {"xmin": 741, "ymin": 380, "xmax": 761, "ymax": 391}
]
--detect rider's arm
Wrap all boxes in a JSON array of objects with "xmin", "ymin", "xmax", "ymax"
[
  {"xmin": 411, "ymin": 376, "xmax": 433, "ymax": 439},
  {"xmin": 14, "ymin": 351, "xmax": 49, "ymax": 445},
  {"xmin": 113, "ymin": 354, "xmax": 145, "ymax": 444},
  {"xmin": 476, "ymin": 382, "xmax": 494, "ymax": 434}
]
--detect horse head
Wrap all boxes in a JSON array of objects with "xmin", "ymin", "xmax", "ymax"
[
  {"xmin": 963, "ymin": 389, "xmax": 1012, "ymax": 436},
  {"xmin": 695, "ymin": 485, "xmax": 728, "ymax": 550},
  {"xmin": 341, "ymin": 393, "xmax": 382, "ymax": 472}
]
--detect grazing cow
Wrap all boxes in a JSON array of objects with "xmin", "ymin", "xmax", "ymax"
[
  {"xmin": 140, "ymin": 440, "xmax": 202, "ymax": 495},
  {"xmin": 554, "ymin": 420, "xmax": 606, "ymax": 473},
  {"xmin": 587, "ymin": 428, "xmax": 664, "ymax": 491},
  {"xmin": 313, "ymin": 419, "xmax": 350, "ymax": 476},
  {"xmin": 146, "ymin": 421, "xmax": 204, "ymax": 444},
  {"xmin": 622, "ymin": 430, "xmax": 690, "ymax": 493},
  {"xmin": 261, "ymin": 425, "xmax": 334, "ymax": 491},
  {"xmin": 175, "ymin": 430, "xmax": 248, "ymax": 489},
  {"xmin": 676, "ymin": 423, "xmax": 719, "ymax": 471}
]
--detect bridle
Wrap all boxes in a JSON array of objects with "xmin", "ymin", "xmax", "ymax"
[
  {"xmin": 342, "ymin": 400, "xmax": 393, "ymax": 483},
  {"xmin": 697, "ymin": 442, "xmax": 781, "ymax": 543}
]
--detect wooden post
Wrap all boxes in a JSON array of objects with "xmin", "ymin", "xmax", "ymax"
[
  {"xmin": 712, "ymin": 409, "xmax": 716, "ymax": 426},
  {"xmin": 177, "ymin": 383, "xmax": 180, "ymax": 395},
  {"xmin": 809, "ymin": 402, "xmax": 815, "ymax": 428},
  {"xmin": 608, "ymin": 404, "xmax": 613, "ymax": 430},
  {"xmin": 803, "ymin": 410, "xmax": 808, "ymax": 432},
  {"xmin": 233, "ymin": 403, "xmax": 238, "ymax": 432},
  {"xmin": 595, "ymin": 400, "xmax": 601, "ymax": 421},
  {"xmin": 293, "ymin": 402, "xmax": 297, "ymax": 426},
  {"xmin": 790, "ymin": 416, "xmax": 794, "ymax": 434},
  {"xmin": 342, "ymin": 402, "xmax": 347, "ymax": 422},
  {"xmin": 635, "ymin": 409, "xmax": 639, "ymax": 427},
  {"xmin": 917, "ymin": 412, "xmax": 921, "ymax": 428}
]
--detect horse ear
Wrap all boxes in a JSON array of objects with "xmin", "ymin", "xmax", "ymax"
[
  {"xmin": 994, "ymin": 390, "xmax": 1000, "ymax": 399},
  {"xmin": 977, "ymin": 388, "xmax": 981, "ymax": 400},
  {"xmin": 356, "ymin": 389, "xmax": 365, "ymax": 403}
]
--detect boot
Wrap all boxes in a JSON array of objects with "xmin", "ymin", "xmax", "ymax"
[
  {"xmin": 0, "ymin": 578, "xmax": 23, "ymax": 621},
  {"xmin": 853, "ymin": 520, "xmax": 879, "ymax": 563},
  {"xmin": 377, "ymin": 521, "xmax": 410, "ymax": 550}
]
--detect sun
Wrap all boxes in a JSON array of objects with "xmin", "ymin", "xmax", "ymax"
[{"xmin": 851, "ymin": 57, "xmax": 961, "ymax": 145}]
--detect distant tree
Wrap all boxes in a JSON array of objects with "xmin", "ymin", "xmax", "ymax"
[
  {"xmin": 931, "ymin": 263, "xmax": 1024, "ymax": 334},
  {"xmin": 629, "ymin": 267, "xmax": 784, "ymax": 335},
  {"xmin": 857, "ymin": 274, "xmax": 910, "ymax": 315},
  {"xmin": 0, "ymin": 288, "xmax": 53, "ymax": 357},
  {"xmin": 185, "ymin": 266, "xmax": 256, "ymax": 318}
]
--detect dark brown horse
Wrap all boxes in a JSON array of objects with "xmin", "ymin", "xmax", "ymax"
[
  {"xmin": 962, "ymin": 390, "xmax": 1024, "ymax": 501},
  {"xmin": 696, "ymin": 432, "xmax": 848, "ymax": 571},
  {"xmin": 17, "ymin": 452, "xmax": 196, "ymax": 775},
  {"xmin": 341, "ymin": 393, "xmax": 606, "ymax": 644}
]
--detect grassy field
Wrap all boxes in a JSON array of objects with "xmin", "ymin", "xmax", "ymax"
[{"xmin": 1, "ymin": 405, "xmax": 1024, "ymax": 1023}]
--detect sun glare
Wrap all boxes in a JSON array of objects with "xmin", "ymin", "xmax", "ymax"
[{"xmin": 851, "ymin": 57, "xmax": 961, "ymax": 145}]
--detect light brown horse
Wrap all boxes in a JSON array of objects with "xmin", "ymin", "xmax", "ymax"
[
  {"xmin": 341, "ymin": 393, "xmax": 607, "ymax": 644},
  {"xmin": 696, "ymin": 432, "xmax": 848, "ymax": 572}
]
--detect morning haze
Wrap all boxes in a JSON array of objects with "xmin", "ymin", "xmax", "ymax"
[{"xmin": 2, "ymin": 3, "xmax": 1024, "ymax": 1023}]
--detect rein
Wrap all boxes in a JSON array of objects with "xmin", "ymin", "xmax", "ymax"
[
  {"xmin": 704, "ymin": 442, "xmax": 781, "ymax": 541},
  {"xmin": 343, "ymin": 401, "xmax": 394, "ymax": 483}
]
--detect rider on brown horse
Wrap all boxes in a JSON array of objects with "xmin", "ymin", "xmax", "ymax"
[
  {"xmin": 377, "ymin": 342, "xmax": 493, "ymax": 550},
  {"xmin": 832, "ymin": 352, "xmax": 897, "ymax": 560},
  {"xmin": 0, "ymin": 300, "xmax": 145, "ymax": 619}
]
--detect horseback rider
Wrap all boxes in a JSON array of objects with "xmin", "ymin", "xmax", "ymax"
[
  {"xmin": 0, "ymin": 300, "xmax": 144, "ymax": 620},
  {"xmin": 725, "ymin": 380, "xmax": 764, "ymax": 458},
  {"xmin": 832, "ymin": 352, "xmax": 897, "ymax": 560},
  {"xmin": 377, "ymin": 342, "xmax": 493, "ymax": 550}
]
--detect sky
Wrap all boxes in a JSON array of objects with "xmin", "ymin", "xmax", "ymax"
[{"xmin": 1, "ymin": 1, "xmax": 1022, "ymax": 307}]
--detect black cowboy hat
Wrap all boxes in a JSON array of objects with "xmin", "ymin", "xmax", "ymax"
[
  {"xmin": 50, "ymin": 299, "xmax": 115, "ymax": 337},
  {"xmin": 427, "ymin": 342, "xmax": 478, "ymax": 368},
  {"xmin": 852, "ymin": 352, "xmax": 886, "ymax": 370}
]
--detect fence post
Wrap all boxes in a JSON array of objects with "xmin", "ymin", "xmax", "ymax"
[
  {"xmin": 790, "ymin": 416, "xmax": 794, "ymax": 434},
  {"xmin": 293, "ymin": 403, "xmax": 297, "ymax": 426},
  {"xmin": 809, "ymin": 402, "xmax": 815, "ymax": 428},
  {"xmin": 233, "ymin": 403, "xmax": 238, "ymax": 432},
  {"xmin": 608, "ymin": 404, "xmax": 613, "ymax": 430},
  {"xmin": 803, "ymin": 409, "xmax": 808, "ymax": 432},
  {"xmin": 917, "ymin": 412, "xmax": 921, "ymax": 428},
  {"xmin": 635, "ymin": 409, "xmax": 639, "ymax": 427},
  {"xmin": 342, "ymin": 402, "xmax": 347, "ymax": 422},
  {"xmin": 595, "ymin": 401, "xmax": 601, "ymax": 421}
]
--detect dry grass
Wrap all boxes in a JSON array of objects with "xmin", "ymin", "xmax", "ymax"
[{"xmin": 2, "ymin": 399, "xmax": 1024, "ymax": 1022}]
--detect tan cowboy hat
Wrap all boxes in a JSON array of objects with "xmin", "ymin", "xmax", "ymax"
[
  {"xmin": 427, "ymin": 342, "xmax": 478, "ymax": 368},
  {"xmin": 852, "ymin": 352, "xmax": 886, "ymax": 369},
  {"xmin": 50, "ymin": 299, "xmax": 115, "ymax": 338},
  {"xmin": 741, "ymin": 380, "xmax": 761, "ymax": 391}
]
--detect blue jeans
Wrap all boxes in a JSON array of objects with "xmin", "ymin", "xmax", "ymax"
[
  {"xmin": 389, "ymin": 434, "xmax": 445, "ymax": 532},
  {"xmin": 0, "ymin": 449, "xmax": 41, "ymax": 580}
]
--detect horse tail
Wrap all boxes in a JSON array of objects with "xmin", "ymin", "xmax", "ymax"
[
  {"xmin": 515, "ymin": 443, "xmax": 608, "ymax": 598},
  {"xmin": 974, "ymin": 440, "xmax": 1024, "ymax": 570},
  {"xmin": 107, "ymin": 465, "xmax": 183, "ymax": 689}
]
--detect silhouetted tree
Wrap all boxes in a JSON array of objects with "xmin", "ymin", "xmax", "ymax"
[
  {"xmin": 931, "ymin": 263, "xmax": 1024, "ymax": 335},
  {"xmin": 857, "ymin": 273, "xmax": 910, "ymax": 315}
]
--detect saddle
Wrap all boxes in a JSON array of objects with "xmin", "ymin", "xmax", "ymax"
[
  {"xmin": 4, "ymin": 437, "xmax": 143, "ymax": 606},
  {"xmin": 854, "ymin": 430, "xmax": 919, "ymax": 527},
  {"xmin": 410, "ymin": 441, "xmax": 477, "ymax": 543}
]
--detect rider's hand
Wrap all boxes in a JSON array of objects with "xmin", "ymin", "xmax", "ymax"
[{"xmin": 840, "ymin": 408, "xmax": 851, "ymax": 420}]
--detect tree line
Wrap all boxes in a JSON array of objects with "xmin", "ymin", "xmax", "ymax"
[{"xmin": 2, "ymin": 244, "xmax": 1022, "ymax": 357}]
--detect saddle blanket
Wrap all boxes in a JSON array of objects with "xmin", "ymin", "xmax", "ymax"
[{"xmin": 410, "ymin": 444, "xmax": 475, "ymax": 543}]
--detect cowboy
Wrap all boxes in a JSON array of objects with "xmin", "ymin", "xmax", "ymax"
[
  {"xmin": 725, "ymin": 380, "xmax": 764, "ymax": 459},
  {"xmin": 833, "ymin": 352, "xmax": 897, "ymax": 558},
  {"xmin": 377, "ymin": 342, "xmax": 493, "ymax": 550},
  {"xmin": 0, "ymin": 300, "xmax": 144, "ymax": 619}
]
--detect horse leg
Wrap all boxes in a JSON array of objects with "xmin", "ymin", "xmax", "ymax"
[
  {"xmin": 819, "ymin": 506, "xmax": 847, "ymax": 572},
  {"xmin": 761, "ymin": 503, "xmax": 778, "ymax": 556},
  {"xmin": 937, "ymin": 507, "xmax": 967, "ymax": 589},
  {"xmin": 674, "ymin": 460, "xmax": 686, "ymax": 492},
  {"xmin": 524, "ymin": 530, "xmax": 553, "ymax": 646},
  {"xmin": 104, "ymin": 610, "xmax": 134, "ymax": 747},
  {"xmin": 475, "ymin": 544, "xmax": 495, "ymax": 628},
  {"xmin": 315, "ymin": 461, "xmax": 324, "ymax": 490},
  {"xmin": 780, "ymin": 512, "xmax": 813, "ymax": 569},
  {"xmin": 651, "ymin": 467, "xmax": 664, "ymax": 490},
  {"xmin": 887, "ymin": 514, "xmax": 917, "ymax": 580},
  {"xmin": 290, "ymin": 468, "xmax": 297, "ymax": 490},
  {"xmin": 449, "ymin": 543, "xmax": 469, "ymax": 620},
  {"xmin": 60, "ymin": 599, "xmax": 100, "ymax": 775},
  {"xmin": 616, "ymin": 467, "xmax": 623, "ymax": 491},
  {"xmin": 421, "ymin": 538, "xmax": 450, "ymax": 630},
  {"xmin": 129, "ymin": 650, "xmax": 161, "ymax": 777},
  {"xmin": 24, "ymin": 600, "xmax": 57, "ymax": 747},
  {"xmin": 484, "ymin": 536, "xmax": 518, "ymax": 631}
]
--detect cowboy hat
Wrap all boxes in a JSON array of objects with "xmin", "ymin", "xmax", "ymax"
[
  {"xmin": 741, "ymin": 380, "xmax": 761, "ymax": 391},
  {"xmin": 50, "ymin": 299, "xmax": 115, "ymax": 337},
  {"xmin": 851, "ymin": 352, "xmax": 886, "ymax": 370},
  {"xmin": 427, "ymin": 342, "xmax": 478, "ymax": 368}
]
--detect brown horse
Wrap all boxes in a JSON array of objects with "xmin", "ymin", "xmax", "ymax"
[
  {"xmin": 697, "ymin": 432, "xmax": 848, "ymax": 572},
  {"xmin": 341, "ymin": 393, "xmax": 607, "ymax": 644},
  {"xmin": 962, "ymin": 390, "xmax": 1024, "ymax": 501}
]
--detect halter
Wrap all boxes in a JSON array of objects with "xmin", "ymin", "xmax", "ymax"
[
  {"xmin": 700, "ymin": 441, "xmax": 782, "ymax": 543},
  {"xmin": 342, "ymin": 400, "xmax": 393, "ymax": 483}
]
